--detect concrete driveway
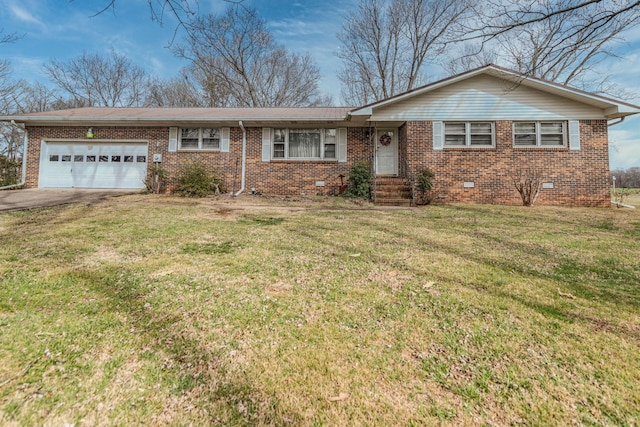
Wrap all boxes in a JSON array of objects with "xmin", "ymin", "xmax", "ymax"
[{"xmin": 0, "ymin": 188, "xmax": 137, "ymax": 212}]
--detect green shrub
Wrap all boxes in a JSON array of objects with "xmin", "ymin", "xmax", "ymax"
[
  {"xmin": 415, "ymin": 167, "xmax": 435, "ymax": 205},
  {"xmin": 174, "ymin": 161, "xmax": 225, "ymax": 197},
  {"xmin": 343, "ymin": 161, "xmax": 371, "ymax": 199}
]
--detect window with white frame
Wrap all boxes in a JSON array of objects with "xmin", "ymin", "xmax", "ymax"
[
  {"xmin": 513, "ymin": 122, "xmax": 566, "ymax": 147},
  {"xmin": 179, "ymin": 128, "xmax": 221, "ymax": 150},
  {"xmin": 272, "ymin": 128, "xmax": 337, "ymax": 159},
  {"xmin": 444, "ymin": 122, "xmax": 494, "ymax": 147}
]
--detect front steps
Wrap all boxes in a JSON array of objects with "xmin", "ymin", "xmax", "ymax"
[{"xmin": 374, "ymin": 177, "xmax": 412, "ymax": 207}]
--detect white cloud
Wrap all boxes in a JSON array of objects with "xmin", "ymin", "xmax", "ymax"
[
  {"xmin": 8, "ymin": 3, "xmax": 43, "ymax": 26},
  {"xmin": 609, "ymin": 124, "xmax": 640, "ymax": 170}
]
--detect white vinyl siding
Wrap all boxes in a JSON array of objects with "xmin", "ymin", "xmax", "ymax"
[
  {"xmin": 369, "ymin": 74, "xmax": 605, "ymax": 121},
  {"xmin": 513, "ymin": 122, "xmax": 566, "ymax": 147}
]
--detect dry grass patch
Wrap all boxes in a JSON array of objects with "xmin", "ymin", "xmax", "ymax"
[{"xmin": 1, "ymin": 194, "xmax": 639, "ymax": 425}]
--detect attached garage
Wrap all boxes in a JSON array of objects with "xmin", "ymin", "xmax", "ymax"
[{"xmin": 39, "ymin": 141, "xmax": 148, "ymax": 189}]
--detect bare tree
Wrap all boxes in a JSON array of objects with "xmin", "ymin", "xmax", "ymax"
[
  {"xmin": 498, "ymin": 0, "xmax": 639, "ymax": 86},
  {"xmin": 11, "ymin": 81, "xmax": 60, "ymax": 113},
  {"xmin": 43, "ymin": 51, "xmax": 150, "ymax": 107},
  {"xmin": 443, "ymin": 43, "xmax": 496, "ymax": 75},
  {"xmin": 0, "ymin": 61, "xmax": 19, "ymax": 114},
  {"xmin": 455, "ymin": 0, "xmax": 640, "ymax": 95},
  {"xmin": 513, "ymin": 169, "xmax": 543, "ymax": 206},
  {"xmin": 611, "ymin": 167, "xmax": 640, "ymax": 188},
  {"xmin": 337, "ymin": 0, "xmax": 471, "ymax": 105},
  {"xmin": 145, "ymin": 72, "xmax": 207, "ymax": 107},
  {"xmin": 0, "ymin": 29, "xmax": 22, "ymax": 45},
  {"xmin": 176, "ymin": 6, "xmax": 329, "ymax": 107}
]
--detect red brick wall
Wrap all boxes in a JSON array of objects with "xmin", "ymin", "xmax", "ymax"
[
  {"xmin": 25, "ymin": 122, "xmax": 610, "ymax": 206},
  {"xmin": 244, "ymin": 127, "xmax": 371, "ymax": 196},
  {"xmin": 24, "ymin": 125, "xmax": 374, "ymax": 197},
  {"xmin": 403, "ymin": 120, "xmax": 610, "ymax": 206}
]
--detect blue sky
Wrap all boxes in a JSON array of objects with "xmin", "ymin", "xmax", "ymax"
[{"xmin": 1, "ymin": 0, "xmax": 638, "ymax": 170}]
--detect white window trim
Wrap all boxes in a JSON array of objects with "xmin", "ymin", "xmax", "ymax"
[
  {"xmin": 513, "ymin": 121, "xmax": 567, "ymax": 148},
  {"xmin": 179, "ymin": 127, "xmax": 221, "ymax": 151},
  {"xmin": 271, "ymin": 128, "xmax": 338, "ymax": 160},
  {"xmin": 443, "ymin": 121, "xmax": 495, "ymax": 148}
]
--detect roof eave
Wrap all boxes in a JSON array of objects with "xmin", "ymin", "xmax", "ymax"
[{"xmin": 1, "ymin": 116, "xmax": 356, "ymax": 125}]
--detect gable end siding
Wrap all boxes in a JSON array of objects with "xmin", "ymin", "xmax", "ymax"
[{"xmin": 369, "ymin": 74, "xmax": 605, "ymax": 121}]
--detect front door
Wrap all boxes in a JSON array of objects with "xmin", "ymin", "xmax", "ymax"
[{"xmin": 375, "ymin": 129, "xmax": 397, "ymax": 175}]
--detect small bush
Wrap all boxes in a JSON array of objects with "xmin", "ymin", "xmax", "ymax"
[
  {"xmin": 343, "ymin": 161, "xmax": 371, "ymax": 199},
  {"xmin": 145, "ymin": 164, "xmax": 169, "ymax": 194},
  {"xmin": 415, "ymin": 167, "xmax": 435, "ymax": 205},
  {"xmin": 174, "ymin": 161, "xmax": 225, "ymax": 197}
]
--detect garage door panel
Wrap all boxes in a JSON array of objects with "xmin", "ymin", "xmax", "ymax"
[{"xmin": 40, "ymin": 142, "xmax": 148, "ymax": 189}]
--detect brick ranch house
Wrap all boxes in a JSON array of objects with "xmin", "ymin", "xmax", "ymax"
[{"xmin": 3, "ymin": 64, "xmax": 639, "ymax": 206}]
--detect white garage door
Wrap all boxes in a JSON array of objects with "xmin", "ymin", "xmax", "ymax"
[{"xmin": 39, "ymin": 142, "xmax": 148, "ymax": 189}]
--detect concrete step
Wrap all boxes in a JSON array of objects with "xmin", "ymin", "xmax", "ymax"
[
  {"xmin": 376, "ymin": 190, "xmax": 411, "ymax": 198},
  {"xmin": 375, "ymin": 198, "xmax": 413, "ymax": 207}
]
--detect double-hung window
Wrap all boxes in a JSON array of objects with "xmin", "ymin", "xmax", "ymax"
[
  {"xmin": 444, "ymin": 122, "xmax": 494, "ymax": 147},
  {"xmin": 513, "ymin": 122, "xmax": 565, "ymax": 147},
  {"xmin": 179, "ymin": 128, "xmax": 221, "ymax": 150},
  {"xmin": 273, "ymin": 128, "xmax": 337, "ymax": 160}
]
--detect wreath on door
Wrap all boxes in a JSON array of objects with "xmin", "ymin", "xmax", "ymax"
[{"xmin": 379, "ymin": 134, "xmax": 392, "ymax": 146}]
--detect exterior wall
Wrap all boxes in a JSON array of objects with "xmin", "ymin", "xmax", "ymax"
[
  {"xmin": 403, "ymin": 120, "xmax": 610, "ymax": 207},
  {"xmin": 25, "ymin": 122, "xmax": 610, "ymax": 206},
  {"xmin": 245, "ymin": 127, "xmax": 371, "ymax": 196},
  {"xmin": 24, "ymin": 125, "xmax": 375, "ymax": 197}
]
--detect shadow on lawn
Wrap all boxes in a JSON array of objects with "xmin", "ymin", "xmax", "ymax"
[
  {"xmin": 75, "ymin": 266, "xmax": 299, "ymax": 425},
  {"xmin": 292, "ymin": 211, "xmax": 640, "ymax": 340}
]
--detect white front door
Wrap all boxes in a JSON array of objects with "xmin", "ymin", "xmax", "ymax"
[{"xmin": 375, "ymin": 129, "xmax": 397, "ymax": 175}]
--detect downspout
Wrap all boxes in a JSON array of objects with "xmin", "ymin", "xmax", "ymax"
[
  {"xmin": 0, "ymin": 123, "xmax": 28, "ymax": 190},
  {"xmin": 234, "ymin": 120, "xmax": 247, "ymax": 196},
  {"xmin": 607, "ymin": 117, "xmax": 625, "ymax": 127}
]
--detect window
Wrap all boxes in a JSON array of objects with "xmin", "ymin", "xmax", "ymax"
[
  {"xmin": 74, "ymin": 155, "xmax": 84, "ymax": 162},
  {"xmin": 179, "ymin": 128, "xmax": 220, "ymax": 150},
  {"xmin": 86, "ymin": 155, "xmax": 96, "ymax": 162},
  {"xmin": 49, "ymin": 155, "xmax": 59, "ymax": 162},
  {"xmin": 272, "ymin": 128, "xmax": 337, "ymax": 160},
  {"xmin": 514, "ymin": 122, "xmax": 565, "ymax": 147},
  {"xmin": 444, "ymin": 122, "xmax": 494, "ymax": 147}
]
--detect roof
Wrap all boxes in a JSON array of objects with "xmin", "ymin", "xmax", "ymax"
[
  {"xmin": 3, "ymin": 65, "xmax": 638, "ymax": 124},
  {"xmin": 349, "ymin": 64, "xmax": 640, "ymax": 120},
  {"xmin": 1, "ymin": 107, "xmax": 357, "ymax": 126}
]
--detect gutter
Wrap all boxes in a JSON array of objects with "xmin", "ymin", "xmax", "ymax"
[
  {"xmin": 234, "ymin": 120, "xmax": 247, "ymax": 196},
  {"xmin": 0, "ymin": 124, "xmax": 28, "ymax": 190},
  {"xmin": 607, "ymin": 117, "xmax": 625, "ymax": 127}
]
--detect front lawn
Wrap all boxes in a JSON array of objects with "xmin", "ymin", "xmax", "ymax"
[{"xmin": 1, "ymin": 194, "xmax": 639, "ymax": 425}]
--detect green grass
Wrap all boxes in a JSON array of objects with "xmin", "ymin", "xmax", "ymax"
[{"xmin": 1, "ymin": 194, "xmax": 639, "ymax": 425}]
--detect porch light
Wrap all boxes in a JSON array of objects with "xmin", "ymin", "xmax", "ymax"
[{"xmin": 87, "ymin": 128, "xmax": 94, "ymax": 138}]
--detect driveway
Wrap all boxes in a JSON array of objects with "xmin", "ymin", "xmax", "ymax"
[{"xmin": 0, "ymin": 188, "xmax": 137, "ymax": 212}]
